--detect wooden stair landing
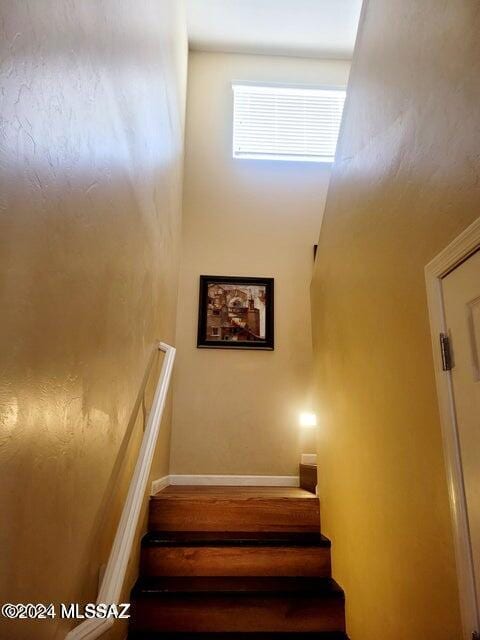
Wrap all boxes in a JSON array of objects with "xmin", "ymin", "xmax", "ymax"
[{"xmin": 129, "ymin": 485, "xmax": 346, "ymax": 638}]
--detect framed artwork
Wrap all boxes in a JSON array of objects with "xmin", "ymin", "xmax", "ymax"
[{"xmin": 197, "ymin": 275, "xmax": 274, "ymax": 350}]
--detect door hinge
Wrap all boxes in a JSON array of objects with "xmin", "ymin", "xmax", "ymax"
[{"xmin": 440, "ymin": 333, "xmax": 453, "ymax": 371}]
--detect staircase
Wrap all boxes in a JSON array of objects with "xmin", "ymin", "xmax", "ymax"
[{"xmin": 128, "ymin": 485, "xmax": 347, "ymax": 638}]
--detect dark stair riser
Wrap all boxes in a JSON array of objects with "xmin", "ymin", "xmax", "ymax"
[
  {"xmin": 142, "ymin": 531, "xmax": 330, "ymax": 546},
  {"xmin": 129, "ymin": 633, "xmax": 349, "ymax": 640}
]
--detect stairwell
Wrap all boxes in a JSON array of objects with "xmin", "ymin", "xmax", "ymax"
[{"xmin": 128, "ymin": 485, "xmax": 347, "ymax": 638}]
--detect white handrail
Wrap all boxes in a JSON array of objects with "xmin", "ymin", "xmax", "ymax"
[{"xmin": 65, "ymin": 342, "xmax": 176, "ymax": 640}]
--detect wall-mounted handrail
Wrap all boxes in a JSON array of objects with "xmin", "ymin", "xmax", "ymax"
[{"xmin": 65, "ymin": 342, "xmax": 176, "ymax": 640}]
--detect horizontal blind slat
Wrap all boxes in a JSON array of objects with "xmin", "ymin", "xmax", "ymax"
[{"xmin": 232, "ymin": 84, "xmax": 345, "ymax": 162}]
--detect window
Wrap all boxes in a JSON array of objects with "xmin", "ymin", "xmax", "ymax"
[{"xmin": 232, "ymin": 83, "xmax": 346, "ymax": 163}]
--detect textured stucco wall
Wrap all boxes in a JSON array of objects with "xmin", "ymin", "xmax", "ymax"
[
  {"xmin": 0, "ymin": 2, "xmax": 187, "ymax": 637},
  {"xmin": 311, "ymin": 1, "xmax": 480, "ymax": 638},
  {"xmin": 170, "ymin": 51, "xmax": 350, "ymax": 476}
]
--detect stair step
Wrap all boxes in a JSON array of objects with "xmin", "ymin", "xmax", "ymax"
[
  {"xmin": 130, "ymin": 577, "xmax": 345, "ymax": 633},
  {"xmin": 141, "ymin": 531, "xmax": 331, "ymax": 577},
  {"xmin": 149, "ymin": 486, "xmax": 320, "ymax": 533}
]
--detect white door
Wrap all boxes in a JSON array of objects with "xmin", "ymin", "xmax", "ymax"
[{"xmin": 443, "ymin": 249, "xmax": 480, "ymax": 621}]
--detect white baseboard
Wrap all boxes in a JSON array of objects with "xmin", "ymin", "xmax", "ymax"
[
  {"xmin": 150, "ymin": 475, "xmax": 170, "ymax": 495},
  {"xmin": 170, "ymin": 474, "xmax": 300, "ymax": 487},
  {"xmin": 151, "ymin": 474, "xmax": 299, "ymax": 493}
]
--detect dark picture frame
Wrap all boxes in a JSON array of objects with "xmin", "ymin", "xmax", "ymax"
[{"xmin": 197, "ymin": 275, "xmax": 274, "ymax": 350}]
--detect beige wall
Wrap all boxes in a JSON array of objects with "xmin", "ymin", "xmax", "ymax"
[
  {"xmin": 0, "ymin": 1, "xmax": 187, "ymax": 637},
  {"xmin": 170, "ymin": 52, "xmax": 350, "ymax": 476},
  {"xmin": 311, "ymin": 1, "xmax": 480, "ymax": 638}
]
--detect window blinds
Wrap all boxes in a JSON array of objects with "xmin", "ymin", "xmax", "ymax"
[{"xmin": 232, "ymin": 84, "xmax": 346, "ymax": 163}]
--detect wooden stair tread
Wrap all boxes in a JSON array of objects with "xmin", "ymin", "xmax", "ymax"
[
  {"xmin": 142, "ymin": 531, "xmax": 331, "ymax": 547},
  {"xmin": 152, "ymin": 486, "xmax": 317, "ymax": 500},
  {"xmin": 132, "ymin": 577, "xmax": 343, "ymax": 596}
]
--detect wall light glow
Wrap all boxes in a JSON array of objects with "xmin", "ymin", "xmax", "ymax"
[{"xmin": 299, "ymin": 412, "xmax": 317, "ymax": 428}]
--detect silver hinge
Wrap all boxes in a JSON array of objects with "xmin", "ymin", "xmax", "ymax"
[{"xmin": 440, "ymin": 333, "xmax": 453, "ymax": 371}]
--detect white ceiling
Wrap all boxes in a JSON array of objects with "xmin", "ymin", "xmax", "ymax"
[{"xmin": 185, "ymin": 0, "xmax": 363, "ymax": 60}]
